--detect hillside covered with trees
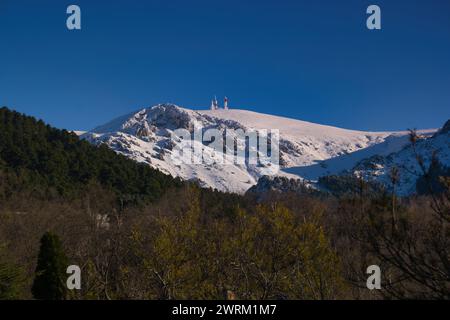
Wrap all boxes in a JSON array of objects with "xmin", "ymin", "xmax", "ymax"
[
  {"xmin": 0, "ymin": 107, "xmax": 448, "ymax": 300},
  {"xmin": 0, "ymin": 107, "xmax": 184, "ymax": 204}
]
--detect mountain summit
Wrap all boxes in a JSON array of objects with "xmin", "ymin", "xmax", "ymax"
[{"xmin": 82, "ymin": 104, "xmax": 440, "ymax": 194}]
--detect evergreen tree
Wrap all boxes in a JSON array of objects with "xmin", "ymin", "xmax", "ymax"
[{"xmin": 31, "ymin": 232, "xmax": 68, "ymax": 300}]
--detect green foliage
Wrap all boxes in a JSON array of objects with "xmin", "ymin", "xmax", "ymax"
[
  {"xmin": 228, "ymin": 205, "xmax": 344, "ymax": 299},
  {"xmin": 0, "ymin": 107, "xmax": 182, "ymax": 204},
  {"xmin": 0, "ymin": 244, "xmax": 25, "ymax": 300},
  {"xmin": 31, "ymin": 232, "xmax": 68, "ymax": 300},
  {"xmin": 130, "ymin": 188, "xmax": 345, "ymax": 300},
  {"xmin": 0, "ymin": 261, "xmax": 24, "ymax": 299},
  {"xmin": 318, "ymin": 174, "xmax": 384, "ymax": 197}
]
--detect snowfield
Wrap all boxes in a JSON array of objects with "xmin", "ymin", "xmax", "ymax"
[{"xmin": 81, "ymin": 104, "xmax": 442, "ymax": 194}]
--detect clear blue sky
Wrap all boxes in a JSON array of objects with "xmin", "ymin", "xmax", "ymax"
[{"xmin": 1, "ymin": 0, "xmax": 449, "ymax": 131}]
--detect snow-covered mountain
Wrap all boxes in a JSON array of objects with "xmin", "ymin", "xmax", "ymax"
[
  {"xmin": 348, "ymin": 121, "xmax": 450, "ymax": 195},
  {"xmin": 81, "ymin": 103, "xmax": 440, "ymax": 194}
]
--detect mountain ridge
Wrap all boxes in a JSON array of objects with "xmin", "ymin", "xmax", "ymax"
[{"xmin": 81, "ymin": 103, "xmax": 443, "ymax": 194}]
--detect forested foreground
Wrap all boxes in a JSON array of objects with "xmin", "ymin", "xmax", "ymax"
[{"xmin": 0, "ymin": 107, "xmax": 449, "ymax": 300}]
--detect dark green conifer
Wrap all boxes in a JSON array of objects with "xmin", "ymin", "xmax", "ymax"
[{"xmin": 31, "ymin": 232, "xmax": 68, "ymax": 300}]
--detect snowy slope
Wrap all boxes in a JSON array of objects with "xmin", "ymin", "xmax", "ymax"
[
  {"xmin": 282, "ymin": 131, "xmax": 435, "ymax": 181},
  {"xmin": 81, "ymin": 103, "xmax": 433, "ymax": 194},
  {"xmin": 199, "ymin": 109, "xmax": 426, "ymax": 169},
  {"xmin": 349, "ymin": 126, "xmax": 450, "ymax": 195}
]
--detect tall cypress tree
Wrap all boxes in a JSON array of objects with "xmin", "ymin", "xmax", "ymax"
[{"xmin": 31, "ymin": 232, "xmax": 68, "ymax": 300}]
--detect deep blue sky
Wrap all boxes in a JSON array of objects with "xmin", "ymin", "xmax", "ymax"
[{"xmin": 1, "ymin": 0, "xmax": 449, "ymax": 131}]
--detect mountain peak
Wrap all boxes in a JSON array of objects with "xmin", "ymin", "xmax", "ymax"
[{"xmin": 83, "ymin": 104, "xmax": 427, "ymax": 194}]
